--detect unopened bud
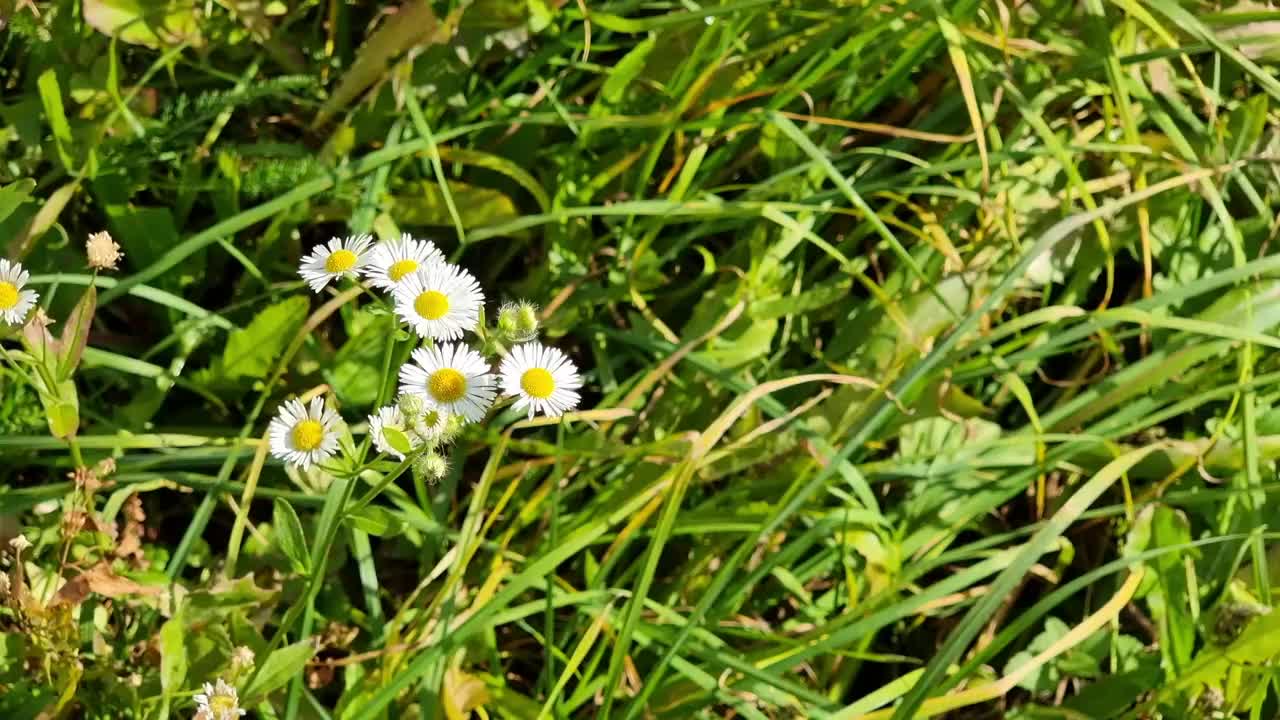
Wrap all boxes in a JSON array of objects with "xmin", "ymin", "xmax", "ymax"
[
  {"xmin": 398, "ymin": 393, "xmax": 425, "ymax": 418},
  {"xmin": 498, "ymin": 301, "xmax": 540, "ymax": 342},
  {"xmin": 413, "ymin": 451, "xmax": 449, "ymax": 483}
]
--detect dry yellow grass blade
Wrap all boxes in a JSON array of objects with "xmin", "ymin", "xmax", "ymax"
[{"xmin": 852, "ymin": 568, "xmax": 1145, "ymax": 719}]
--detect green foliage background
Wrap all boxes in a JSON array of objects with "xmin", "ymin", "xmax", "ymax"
[{"xmin": 4, "ymin": 0, "xmax": 1280, "ymax": 718}]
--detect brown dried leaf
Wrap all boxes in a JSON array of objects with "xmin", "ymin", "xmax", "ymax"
[{"xmin": 55, "ymin": 562, "xmax": 161, "ymax": 606}]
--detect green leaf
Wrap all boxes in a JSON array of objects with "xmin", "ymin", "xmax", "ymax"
[
  {"xmin": 328, "ymin": 311, "xmax": 393, "ymax": 407},
  {"xmin": 159, "ymin": 614, "xmax": 187, "ymax": 705},
  {"xmin": 273, "ymin": 499, "xmax": 310, "ymax": 574},
  {"xmin": 58, "ymin": 285, "xmax": 96, "ymax": 379},
  {"xmin": 83, "ymin": 0, "xmax": 202, "ymax": 48},
  {"xmin": 601, "ymin": 36, "xmax": 656, "ymax": 104},
  {"xmin": 36, "ymin": 70, "xmax": 74, "ymax": 172},
  {"xmin": 389, "ymin": 181, "xmax": 520, "ymax": 235},
  {"xmin": 0, "ymin": 179, "xmax": 35, "ymax": 226},
  {"xmin": 102, "ymin": 205, "xmax": 196, "ymax": 289},
  {"xmin": 381, "ymin": 426, "xmax": 413, "ymax": 456},
  {"xmin": 32, "ymin": 378, "xmax": 80, "ymax": 440},
  {"xmin": 243, "ymin": 640, "xmax": 314, "ymax": 703},
  {"xmin": 218, "ymin": 296, "xmax": 309, "ymax": 381},
  {"xmin": 348, "ymin": 506, "xmax": 405, "ymax": 537}
]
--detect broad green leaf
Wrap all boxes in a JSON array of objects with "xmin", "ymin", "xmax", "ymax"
[
  {"xmin": 102, "ymin": 205, "xmax": 197, "ymax": 289},
  {"xmin": 381, "ymin": 426, "xmax": 413, "ymax": 456},
  {"xmin": 218, "ymin": 296, "xmax": 309, "ymax": 381},
  {"xmin": 159, "ymin": 614, "xmax": 187, "ymax": 703},
  {"xmin": 186, "ymin": 575, "xmax": 276, "ymax": 618},
  {"xmin": 389, "ymin": 181, "xmax": 520, "ymax": 235},
  {"xmin": 0, "ymin": 179, "xmax": 35, "ymax": 225},
  {"xmin": 328, "ymin": 311, "xmax": 393, "ymax": 407},
  {"xmin": 348, "ymin": 506, "xmax": 405, "ymax": 537},
  {"xmin": 242, "ymin": 640, "xmax": 314, "ymax": 703},
  {"xmin": 36, "ymin": 379, "xmax": 79, "ymax": 440},
  {"xmin": 83, "ymin": 0, "xmax": 202, "ymax": 48},
  {"xmin": 272, "ymin": 498, "xmax": 310, "ymax": 574},
  {"xmin": 58, "ymin": 285, "xmax": 96, "ymax": 379}
]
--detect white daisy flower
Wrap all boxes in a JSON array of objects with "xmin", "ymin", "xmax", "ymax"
[
  {"xmin": 369, "ymin": 404, "xmax": 416, "ymax": 459},
  {"xmin": 392, "ymin": 263, "xmax": 484, "ymax": 340},
  {"xmin": 267, "ymin": 397, "xmax": 342, "ymax": 469},
  {"xmin": 298, "ymin": 234, "xmax": 374, "ymax": 293},
  {"xmin": 363, "ymin": 233, "xmax": 446, "ymax": 291},
  {"xmin": 398, "ymin": 343, "xmax": 496, "ymax": 424},
  {"xmin": 193, "ymin": 678, "xmax": 246, "ymax": 720},
  {"xmin": 0, "ymin": 259, "xmax": 38, "ymax": 326},
  {"xmin": 499, "ymin": 343, "xmax": 583, "ymax": 419}
]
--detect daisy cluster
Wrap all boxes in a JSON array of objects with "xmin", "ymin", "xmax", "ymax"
[{"xmin": 268, "ymin": 234, "xmax": 583, "ymax": 478}]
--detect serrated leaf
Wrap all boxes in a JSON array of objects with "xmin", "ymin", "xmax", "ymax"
[
  {"xmin": 272, "ymin": 498, "xmax": 310, "ymax": 574},
  {"xmin": 219, "ymin": 296, "xmax": 309, "ymax": 381},
  {"xmin": 242, "ymin": 640, "xmax": 314, "ymax": 703}
]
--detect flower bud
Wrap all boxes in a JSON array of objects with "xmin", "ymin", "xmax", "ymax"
[
  {"xmin": 398, "ymin": 393, "xmax": 425, "ymax": 418},
  {"xmin": 498, "ymin": 301, "xmax": 540, "ymax": 342},
  {"xmin": 413, "ymin": 451, "xmax": 449, "ymax": 483}
]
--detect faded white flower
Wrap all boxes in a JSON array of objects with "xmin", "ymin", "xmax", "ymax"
[
  {"xmin": 8, "ymin": 534, "xmax": 31, "ymax": 554},
  {"xmin": 86, "ymin": 231, "xmax": 124, "ymax": 271},
  {"xmin": 193, "ymin": 678, "xmax": 246, "ymax": 719}
]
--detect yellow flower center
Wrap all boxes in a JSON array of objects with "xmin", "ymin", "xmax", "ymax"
[
  {"xmin": 388, "ymin": 259, "xmax": 419, "ymax": 282},
  {"xmin": 209, "ymin": 695, "xmax": 240, "ymax": 715},
  {"xmin": 291, "ymin": 419, "xmax": 325, "ymax": 451},
  {"xmin": 325, "ymin": 249, "xmax": 358, "ymax": 273},
  {"xmin": 520, "ymin": 368, "xmax": 556, "ymax": 399},
  {"xmin": 428, "ymin": 368, "xmax": 467, "ymax": 403},
  {"xmin": 0, "ymin": 282, "xmax": 17, "ymax": 310},
  {"xmin": 414, "ymin": 290, "xmax": 450, "ymax": 320}
]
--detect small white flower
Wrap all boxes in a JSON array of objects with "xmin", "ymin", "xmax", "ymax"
[
  {"xmin": 410, "ymin": 408, "xmax": 451, "ymax": 444},
  {"xmin": 499, "ymin": 343, "xmax": 582, "ymax": 419},
  {"xmin": 368, "ymin": 404, "xmax": 414, "ymax": 460},
  {"xmin": 298, "ymin": 235, "xmax": 374, "ymax": 293},
  {"xmin": 392, "ymin": 263, "xmax": 484, "ymax": 340},
  {"xmin": 0, "ymin": 259, "xmax": 38, "ymax": 326},
  {"xmin": 363, "ymin": 234, "xmax": 445, "ymax": 291},
  {"xmin": 193, "ymin": 678, "xmax": 246, "ymax": 720},
  {"xmin": 268, "ymin": 397, "xmax": 342, "ymax": 469},
  {"xmin": 398, "ymin": 343, "xmax": 496, "ymax": 424}
]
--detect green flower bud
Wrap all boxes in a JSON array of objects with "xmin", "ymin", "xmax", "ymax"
[
  {"xmin": 497, "ymin": 301, "xmax": 540, "ymax": 342},
  {"xmin": 515, "ymin": 302, "xmax": 540, "ymax": 338},
  {"xmin": 497, "ymin": 303, "xmax": 520, "ymax": 337},
  {"xmin": 398, "ymin": 393, "xmax": 425, "ymax": 418},
  {"xmin": 413, "ymin": 451, "xmax": 449, "ymax": 483}
]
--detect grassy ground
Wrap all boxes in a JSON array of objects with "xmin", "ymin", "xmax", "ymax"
[{"xmin": 3, "ymin": 0, "xmax": 1280, "ymax": 718}]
